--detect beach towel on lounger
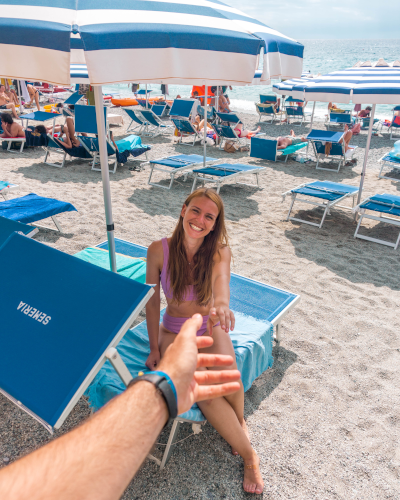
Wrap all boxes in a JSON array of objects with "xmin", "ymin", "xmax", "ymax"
[
  {"xmin": 0, "ymin": 193, "xmax": 77, "ymax": 223},
  {"xmin": 74, "ymin": 247, "xmax": 146, "ymax": 283}
]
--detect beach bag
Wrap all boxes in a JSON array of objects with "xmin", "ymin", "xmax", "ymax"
[
  {"xmin": 224, "ymin": 141, "xmax": 237, "ymax": 153},
  {"xmin": 174, "ymin": 128, "xmax": 181, "ymax": 137}
]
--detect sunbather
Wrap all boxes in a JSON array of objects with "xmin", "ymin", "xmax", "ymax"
[
  {"xmin": 26, "ymin": 84, "xmax": 41, "ymax": 111},
  {"xmin": 4, "ymin": 86, "xmax": 19, "ymax": 106},
  {"xmin": 46, "ymin": 117, "xmax": 84, "ymax": 148},
  {"xmin": 233, "ymin": 123, "xmax": 261, "ymax": 139},
  {"xmin": 218, "ymin": 89, "xmax": 231, "ymax": 113},
  {"xmin": 358, "ymin": 106, "xmax": 372, "ymax": 118},
  {"xmin": 145, "ymin": 188, "xmax": 264, "ymax": 495},
  {"xmin": 194, "ymin": 115, "xmax": 213, "ymax": 134},
  {"xmin": 0, "ymin": 113, "xmax": 25, "ymax": 138},
  {"xmin": 0, "ymin": 86, "xmax": 20, "ymax": 119},
  {"xmin": 264, "ymin": 97, "xmax": 281, "ymax": 112},
  {"xmin": 277, "ymin": 130, "xmax": 308, "ymax": 150}
]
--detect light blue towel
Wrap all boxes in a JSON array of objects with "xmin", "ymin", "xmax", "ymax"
[
  {"xmin": 86, "ymin": 309, "xmax": 273, "ymax": 422},
  {"xmin": 115, "ymin": 134, "xmax": 142, "ymax": 153}
]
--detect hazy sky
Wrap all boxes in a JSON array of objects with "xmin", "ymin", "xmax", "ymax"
[{"xmin": 227, "ymin": 0, "xmax": 400, "ymax": 40}]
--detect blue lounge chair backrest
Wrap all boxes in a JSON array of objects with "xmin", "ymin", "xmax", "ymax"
[
  {"xmin": 0, "ymin": 215, "xmax": 36, "ymax": 247},
  {"xmin": 136, "ymin": 99, "xmax": 148, "ymax": 107},
  {"xmin": 286, "ymin": 106, "xmax": 304, "ymax": 117},
  {"xmin": 80, "ymin": 136, "xmax": 115, "ymax": 155},
  {"xmin": 329, "ymin": 112, "xmax": 351, "ymax": 124},
  {"xmin": 169, "ymin": 99, "xmax": 195, "ymax": 118},
  {"xmin": 20, "ymin": 111, "xmax": 57, "ymax": 122},
  {"xmin": 151, "ymin": 104, "xmax": 166, "ymax": 117},
  {"xmin": 140, "ymin": 110, "xmax": 160, "ymax": 127},
  {"xmin": 124, "ymin": 109, "xmax": 144, "ymax": 125},
  {"xmin": 47, "ymin": 135, "xmax": 93, "ymax": 159},
  {"xmin": 64, "ymin": 92, "xmax": 83, "ymax": 106},
  {"xmin": 256, "ymin": 104, "xmax": 275, "ymax": 115},
  {"xmin": 0, "ymin": 233, "xmax": 153, "ymax": 430},
  {"xmin": 136, "ymin": 89, "xmax": 153, "ymax": 95},
  {"xmin": 75, "ymin": 105, "xmax": 107, "ymax": 134},
  {"xmin": 171, "ymin": 118, "xmax": 196, "ymax": 134},
  {"xmin": 213, "ymin": 124, "xmax": 237, "ymax": 140},
  {"xmin": 250, "ymin": 137, "xmax": 277, "ymax": 161},
  {"xmin": 260, "ymin": 95, "xmax": 277, "ymax": 104},
  {"xmin": 215, "ymin": 112, "xmax": 241, "ymax": 125},
  {"xmin": 314, "ymin": 141, "xmax": 344, "ymax": 156},
  {"xmin": 197, "ymin": 106, "xmax": 215, "ymax": 120}
]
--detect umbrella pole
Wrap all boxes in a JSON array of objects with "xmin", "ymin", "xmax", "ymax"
[
  {"xmin": 306, "ymin": 101, "xmax": 316, "ymax": 156},
  {"xmin": 94, "ymin": 85, "xmax": 117, "ymax": 273},
  {"xmin": 203, "ymin": 83, "xmax": 208, "ymax": 167},
  {"xmin": 356, "ymin": 103, "xmax": 376, "ymax": 206},
  {"xmin": 145, "ymin": 84, "xmax": 148, "ymax": 109}
]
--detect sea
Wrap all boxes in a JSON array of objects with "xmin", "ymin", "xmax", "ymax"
[{"xmin": 103, "ymin": 39, "xmax": 400, "ymax": 120}]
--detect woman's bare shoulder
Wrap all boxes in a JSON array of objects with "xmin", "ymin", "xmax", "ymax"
[
  {"xmin": 148, "ymin": 239, "xmax": 163, "ymax": 255},
  {"xmin": 213, "ymin": 244, "xmax": 231, "ymax": 263}
]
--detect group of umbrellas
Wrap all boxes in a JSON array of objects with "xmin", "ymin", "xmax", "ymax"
[{"xmin": 1, "ymin": 2, "xmax": 399, "ymax": 270}]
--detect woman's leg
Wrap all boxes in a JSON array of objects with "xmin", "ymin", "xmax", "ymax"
[
  {"xmin": 34, "ymin": 91, "xmax": 40, "ymax": 111},
  {"xmin": 198, "ymin": 326, "xmax": 264, "ymax": 494},
  {"xmin": 241, "ymin": 126, "xmax": 261, "ymax": 138}
]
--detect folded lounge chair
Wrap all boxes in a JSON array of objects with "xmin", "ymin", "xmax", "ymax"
[
  {"xmin": 86, "ymin": 237, "xmax": 300, "ymax": 468},
  {"xmin": 250, "ymin": 136, "xmax": 307, "ymax": 162},
  {"xmin": 378, "ymin": 152, "xmax": 400, "ymax": 182},
  {"xmin": 282, "ymin": 181, "xmax": 359, "ymax": 228},
  {"xmin": 353, "ymin": 193, "xmax": 400, "ymax": 250},
  {"xmin": 0, "ymin": 233, "xmax": 153, "ymax": 434},
  {"xmin": 307, "ymin": 129, "xmax": 357, "ymax": 172},
  {"xmin": 145, "ymin": 154, "xmax": 217, "ymax": 190},
  {"xmin": 0, "ymin": 180, "xmax": 18, "ymax": 200},
  {"xmin": 0, "ymin": 215, "xmax": 38, "ymax": 246},
  {"xmin": 191, "ymin": 163, "xmax": 266, "ymax": 194},
  {"xmin": 0, "ymin": 193, "xmax": 77, "ymax": 232},
  {"xmin": 171, "ymin": 118, "xmax": 202, "ymax": 146}
]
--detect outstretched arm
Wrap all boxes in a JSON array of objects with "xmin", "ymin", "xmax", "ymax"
[
  {"xmin": 145, "ymin": 241, "xmax": 162, "ymax": 369},
  {"xmin": 0, "ymin": 315, "xmax": 240, "ymax": 500},
  {"xmin": 208, "ymin": 246, "xmax": 235, "ymax": 334}
]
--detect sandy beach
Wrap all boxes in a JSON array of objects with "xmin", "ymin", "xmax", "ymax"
[{"xmin": 1, "ymin": 107, "xmax": 399, "ymax": 499}]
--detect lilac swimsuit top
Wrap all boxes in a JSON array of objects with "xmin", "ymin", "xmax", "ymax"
[{"xmin": 160, "ymin": 238, "xmax": 196, "ymax": 301}]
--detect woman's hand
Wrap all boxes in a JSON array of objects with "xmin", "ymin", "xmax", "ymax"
[
  {"xmin": 145, "ymin": 349, "xmax": 161, "ymax": 370},
  {"xmin": 207, "ymin": 306, "xmax": 235, "ymax": 335}
]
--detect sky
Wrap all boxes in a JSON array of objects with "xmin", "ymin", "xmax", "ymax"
[{"xmin": 227, "ymin": 0, "xmax": 400, "ymax": 40}]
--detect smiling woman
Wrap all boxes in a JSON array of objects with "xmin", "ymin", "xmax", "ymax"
[{"xmin": 145, "ymin": 187, "xmax": 264, "ymax": 495}]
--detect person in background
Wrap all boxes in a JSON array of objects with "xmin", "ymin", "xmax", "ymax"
[
  {"xmin": 0, "ymin": 86, "xmax": 20, "ymax": 119},
  {"xmin": 233, "ymin": 121, "xmax": 261, "ymax": 139},
  {"xmin": 26, "ymin": 84, "xmax": 41, "ymax": 110},
  {"xmin": 0, "ymin": 113, "xmax": 25, "ymax": 138},
  {"xmin": 0, "ymin": 315, "xmax": 241, "ymax": 500},
  {"xmin": 358, "ymin": 106, "xmax": 372, "ymax": 118},
  {"xmin": 277, "ymin": 129, "xmax": 307, "ymax": 149}
]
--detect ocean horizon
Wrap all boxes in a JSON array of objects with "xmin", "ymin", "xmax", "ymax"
[{"xmin": 103, "ymin": 39, "xmax": 400, "ymax": 120}]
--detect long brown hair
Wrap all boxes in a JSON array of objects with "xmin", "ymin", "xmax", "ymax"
[{"xmin": 168, "ymin": 188, "xmax": 229, "ymax": 305}]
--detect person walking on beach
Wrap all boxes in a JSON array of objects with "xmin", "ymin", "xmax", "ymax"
[{"xmin": 145, "ymin": 188, "xmax": 264, "ymax": 495}]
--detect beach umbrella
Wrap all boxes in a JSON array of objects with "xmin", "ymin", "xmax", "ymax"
[
  {"xmin": 274, "ymin": 60, "xmax": 400, "ymax": 205},
  {"xmin": 0, "ymin": 0, "xmax": 303, "ymax": 272}
]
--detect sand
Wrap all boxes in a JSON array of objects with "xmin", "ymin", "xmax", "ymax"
[{"xmin": 0, "ymin": 106, "xmax": 399, "ymax": 499}]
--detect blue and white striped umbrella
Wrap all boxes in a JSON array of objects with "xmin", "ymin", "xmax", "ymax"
[
  {"xmin": 0, "ymin": 0, "xmax": 303, "ymax": 86},
  {"xmin": 273, "ymin": 63, "xmax": 400, "ymax": 104}
]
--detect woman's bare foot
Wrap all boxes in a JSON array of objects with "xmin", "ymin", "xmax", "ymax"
[
  {"xmin": 256, "ymin": 126, "xmax": 261, "ymax": 133},
  {"xmin": 232, "ymin": 419, "xmax": 250, "ymax": 455},
  {"xmin": 243, "ymin": 452, "xmax": 264, "ymax": 494},
  {"xmin": 290, "ymin": 129, "xmax": 296, "ymax": 137}
]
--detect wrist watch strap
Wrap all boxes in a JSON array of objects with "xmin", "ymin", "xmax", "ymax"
[{"xmin": 128, "ymin": 371, "xmax": 178, "ymax": 424}]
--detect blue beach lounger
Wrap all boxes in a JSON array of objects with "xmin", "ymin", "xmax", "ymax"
[
  {"xmin": 0, "ymin": 215, "xmax": 38, "ymax": 246},
  {"xmin": 212, "ymin": 123, "xmax": 247, "ymax": 149},
  {"xmin": 378, "ymin": 153, "xmax": 400, "ymax": 182},
  {"xmin": 124, "ymin": 109, "xmax": 148, "ymax": 134},
  {"xmin": 215, "ymin": 112, "xmax": 241, "ymax": 126},
  {"xmin": 197, "ymin": 105, "xmax": 215, "ymax": 121},
  {"xmin": 151, "ymin": 103, "xmax": 168, "ymax": 118},
  {"xmin": 191, "ymin": 163, "xmax": 266, "ymax": 194},
  {"xmin": 250, "ymin": 136, "xmax": 307, "ymax": 162},
  {"xmin": 86, "ymin": 237, "xmax": 299, "ymax": 468},
  {"xmin": 0, "ymin": 233, "xmax": 154, "ymax": 434},
  {"xmin": 326, "ymin": 112, "xmax": 352, "ymax": 130},
  {"xmin": 146, "ymin": 154, "xmax": 217, "ymax": 190},
  {"xmin": 307, "ymin": 129, "xmax": 357, "ymax": 172},
  {"xmin": 353, "ymin": 193, "xmax": 400, "ymax": 250},
  {"xmin": 168, "ymin": 99, "xmax": 195, "ymax": 119},
  {"xmin": 43, "ymin": 135, "xmax": 93, "ymax": 169},
  {"xmin": 140, "ymin": 109, "xmax": 173, "ymax": 137},
  {"xmin": 0, "ymin": 180, "xmax": 18, "ymax": 200},
  {"xmin": 0, "ymin": 193, "xmax": 77, "ymax": 232},
  {"xmin": 63, "ymin": 91, "xmax": 84, "ymax": 106},
  {"xmin": 171, "ymin": 118, "xmax": 202, "ymax": 146},
  {"xmin": 282, "ymin": 181, "xmax": 359, "ymax": 228},
  {"xmin": 284, "ymin": 97, "xmax": 311, "ymax": 126}
]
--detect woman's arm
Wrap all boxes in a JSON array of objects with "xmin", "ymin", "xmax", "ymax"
[
  {"xmin": 208, "ymin": 246, "xmax": 235, "ymax": 334},
  {"xmin": 145, "ymin": 241, "xmax": 162, "ymax": 369},
  {"xmin": 2, "ymin": 124, "xmax": 12, "ymax": 138}
]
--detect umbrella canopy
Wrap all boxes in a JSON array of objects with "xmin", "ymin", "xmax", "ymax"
[
  {"xmin": 275, "ymin": 59, "xmax": 400, "ymax": 206},
  {"xmin": 0, "ymin": 0, "xmax": 303, "ymax": 86},
  {"xmin": 273, "ymin": 60, "xmax": 400, "ymax": 103}
]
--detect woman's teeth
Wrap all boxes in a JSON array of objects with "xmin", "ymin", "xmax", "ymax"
[{"xmin": 190, "ymin": 223, "xmax": 202, "ymax": 232}]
